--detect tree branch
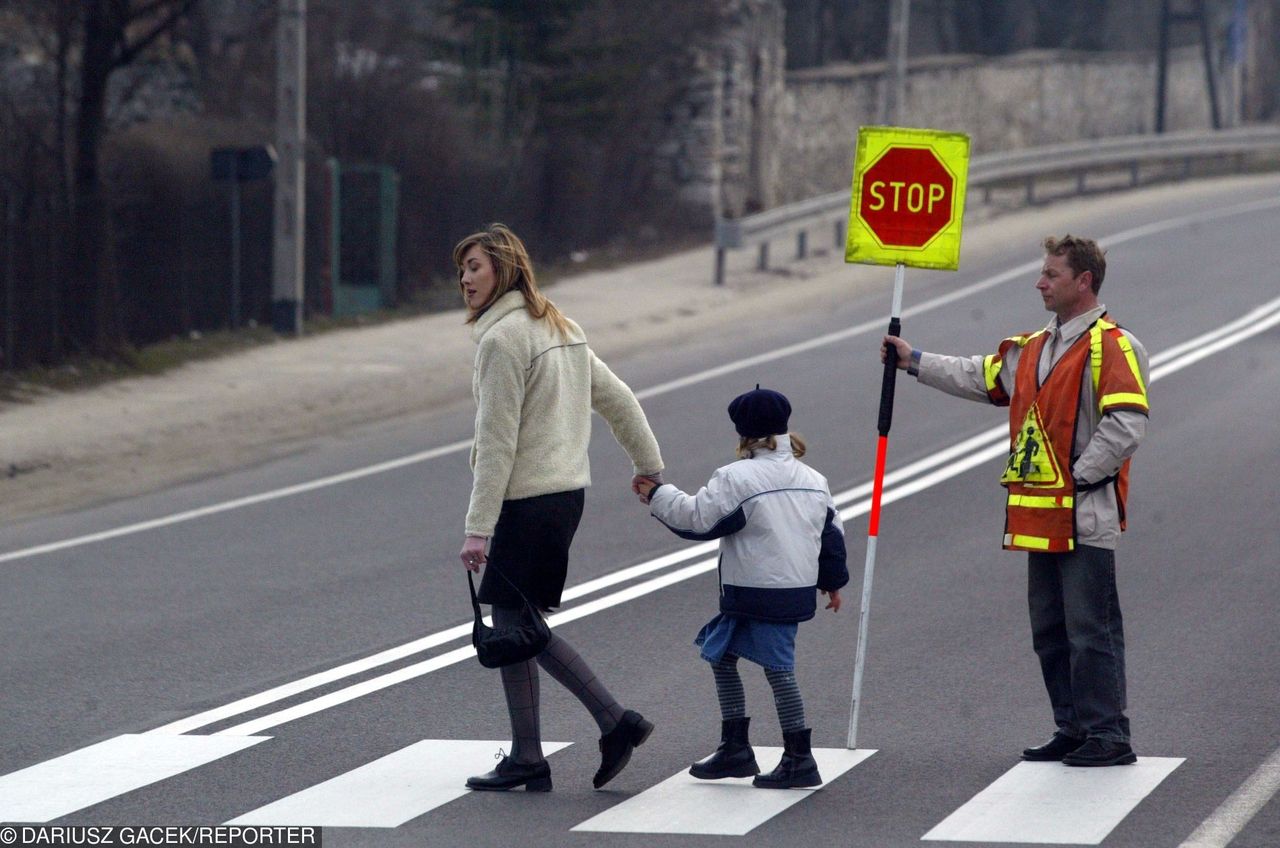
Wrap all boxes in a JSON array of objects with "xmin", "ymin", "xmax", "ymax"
[{"xmin": 114, "ymin": 0, "xmax": 200, "ymax": 68}]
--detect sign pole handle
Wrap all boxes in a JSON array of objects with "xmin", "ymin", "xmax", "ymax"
[{"xmin": 848, "ymin": 262, "xmax": 906, "ymax": 750}]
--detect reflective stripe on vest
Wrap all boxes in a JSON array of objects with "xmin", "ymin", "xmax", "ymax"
[
  {"xmin": 984, "ymin": 331, "xmax": 1042, "ymax": 406},
  {"xmin": 1007, "ymin": 494, "xmax": 1074, "ymax": 509},
  {"xmin": 1091, "ymin": 319, "xmax": 1149, "ymax": 414},
  {"xmin": 1004, "ymin": 532, "xmax": 1075, "ymax": 552}
]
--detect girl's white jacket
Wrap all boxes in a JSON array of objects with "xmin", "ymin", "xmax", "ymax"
[{"xmin": 649, "ymin": 435, "xmax": 848, "ymax": 622}]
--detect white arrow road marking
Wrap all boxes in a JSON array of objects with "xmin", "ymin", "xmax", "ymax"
[
  {"xmin": 571, "ymin": 747, "xmax": 875, "ymax": 835},
  {"xmin": 922, "ymin": 758, "xmax": 1185, "ymax": 844},
  {"xmin": 0, "ymin": 733, "xmax": 268, "ymax": 822},
  {"xmin": 227, "ymin": 740, "xmax": 570, "ymax": 828}
]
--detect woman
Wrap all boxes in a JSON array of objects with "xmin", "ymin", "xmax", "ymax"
[{"xmin": 456, "ymin": 223, "xmax": 664, "ymax": 792}]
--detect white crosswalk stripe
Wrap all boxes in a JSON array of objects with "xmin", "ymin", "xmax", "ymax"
[
  {"xmin": 0, "ymin": 734, "xmax": 269, "ymax": 822},
  {"xmin": 922, "ymin": 757, "xmax": 1185, "ymax": 844},
  {"xmin": 228, "ymin": 740, "xmax": 570, "ymax": 827},
  {"xmin": 0, "ymin": 735, "xmax": 1191, "ymax": 842},
  {"xmin": 571, "ymin": 747, "xmax": 876, "ymax": 836}
]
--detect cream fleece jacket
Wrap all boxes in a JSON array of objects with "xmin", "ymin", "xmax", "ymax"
[{"xmin": 465, "ymin": 290, "xmax": 664, "ymax": 537}]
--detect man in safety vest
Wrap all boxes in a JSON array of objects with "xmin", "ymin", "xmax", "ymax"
[{"xmin": 882, "ymin": 235, "xmax": 1150, "ymax": 767}]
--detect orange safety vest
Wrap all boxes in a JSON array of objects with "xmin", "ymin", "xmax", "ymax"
[{"xmin": 981, "ymin": 315, "xmax": 1149, "ymax": 553}]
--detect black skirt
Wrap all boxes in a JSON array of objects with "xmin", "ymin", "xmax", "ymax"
[{"xmin": 478, "ymin": 489, "xmax": 585, "ymax": 611}]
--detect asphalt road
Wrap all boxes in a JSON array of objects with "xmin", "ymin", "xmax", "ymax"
[{"xmin": 3, "ymin": 177, "xmax": 1280, "ymax": 848}]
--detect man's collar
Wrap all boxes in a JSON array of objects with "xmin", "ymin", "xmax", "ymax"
[{"xmin": 1052, "ymin": 304, "xmax": 1107, "ymax": 340}]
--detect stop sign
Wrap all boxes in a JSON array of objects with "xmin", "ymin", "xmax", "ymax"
[{"xmin": 857, "ymin": 146, "xmax": 956, "ymax": 248}]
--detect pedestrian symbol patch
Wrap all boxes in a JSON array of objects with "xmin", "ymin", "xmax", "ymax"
[{"xmin": 1001, "ymin": 405, "xmax": 1063, "ymax": 486}]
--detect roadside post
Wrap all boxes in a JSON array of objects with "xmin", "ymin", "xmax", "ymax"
[
  {"xmin": 844, "ymin": 126, "xmax": 969, "ymax": 748},
  {"xmin": 212, "ymin": 146, "xmax": 276, "ymax": 329}
]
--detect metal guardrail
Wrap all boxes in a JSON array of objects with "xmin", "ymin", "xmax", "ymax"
[{"xmin": 712, "ymin": 124, "xmax": 1280, "ymax": 285}]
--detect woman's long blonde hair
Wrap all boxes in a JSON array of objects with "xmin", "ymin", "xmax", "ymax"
[
  {"xmin": 737, "ymin": 432, "xmax": 807, "ymax": 459},
  {"xmin": 453, "ymin": 223, "xmax": 571, "ymax": 338}
]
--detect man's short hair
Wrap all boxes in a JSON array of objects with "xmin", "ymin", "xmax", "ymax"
[{"xmin": 1043, "ymin": 235, "xmax": 1106, "ymax": 294}]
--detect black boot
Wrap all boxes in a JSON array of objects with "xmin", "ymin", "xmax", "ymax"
[
  {"xmin": 593, "ymin": 709, "xmax": 654, "ymax": 789},
  {"xmin": 690, "ymin": 717, "xmax": 760, "ymax": 780},
  {"xmin": 753, "ymin": 728, "xmax": 821, "ymax": 789}
]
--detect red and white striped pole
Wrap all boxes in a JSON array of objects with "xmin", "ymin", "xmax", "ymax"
[{"xmin": 847, "ymin": 261, "xmax": 906, "ymax": 749}]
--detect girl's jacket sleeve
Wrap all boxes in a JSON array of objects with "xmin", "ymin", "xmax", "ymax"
[
  {"xmin": 818, "ymin": 497, "xmax": 849, "ymax": 592},
  {"xmin": 648, "ymin": 469, "xmax": 747, "ymax": 541}
]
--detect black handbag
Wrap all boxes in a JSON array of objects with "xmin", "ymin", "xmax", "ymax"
[{"xmin": 468, "ymin": 569, "xmax": 551, "ymax": 668}]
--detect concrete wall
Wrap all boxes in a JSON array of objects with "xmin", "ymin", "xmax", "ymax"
[
  {"xmin": 775, "ymin": 47, "xmax": 1231, "ymax": 203},
  {"xmin": 652, "ymin": 0, "xmax": 1240, "ymax": 224}
]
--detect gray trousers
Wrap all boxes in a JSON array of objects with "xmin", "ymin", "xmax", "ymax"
[{"xmin": 1027, "ymin": 544, "xmax": 1131, "ymax": 742}]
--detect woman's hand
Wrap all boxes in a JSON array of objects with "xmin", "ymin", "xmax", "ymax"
[
  {"xmin": 822, "ymin": 589, "xmax": 842, "ymax": 612},
  {"xmin": 460, "ymin": 535, "xmax": 488, "ymax": 572}
]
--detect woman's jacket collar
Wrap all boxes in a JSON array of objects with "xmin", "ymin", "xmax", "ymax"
[{"xmin": 470, "ymin": 290, "xmax": 527, "ymax": 343}]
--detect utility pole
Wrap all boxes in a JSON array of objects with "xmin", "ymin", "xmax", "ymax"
[
  {"xmin": 1156, "ymin": 0, "xmax": 1221, "ymax": 133},
  {"xmin": 879, "ymin": 0, "xmax": 910, "ymax": 125},
  {"xmin": 272, "ymin": 0, "xmax": 306, "ymax": 334}
]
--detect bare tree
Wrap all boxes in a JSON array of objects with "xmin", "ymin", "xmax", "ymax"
[{"xmin": 61, "ymin": 0, "xmax": 199, "ymax": 357}]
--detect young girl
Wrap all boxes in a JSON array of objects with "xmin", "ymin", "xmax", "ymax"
[{"xmin": 636, "ymin": 386, "xmax": 848, "ymax": 788}]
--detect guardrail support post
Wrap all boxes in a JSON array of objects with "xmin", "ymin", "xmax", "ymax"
[
  {"xmin": 834, "ymin": 219, "xmax": 845, "ymax": 250},
  {"xmin": 714, "ymin": 247, "xmax": 726, "ymax": 287},
  {"xmin": 1076, "ymin": 170, "xmax": 1087, "ymax": 195},
  {"xmin": 758, "ymin": 242, "xmax": 769, "ymax": 271},
  {"xmin": 1025, "ymin": 177, "xmax": 1035, "ymax": 205},
  {"xmin": 797, "ymin": 230, "xmax": 807, "ymax": 260},
  {"xmin": 1130, "ymin": 161, "xmax": 1140, "ymax": 187}
]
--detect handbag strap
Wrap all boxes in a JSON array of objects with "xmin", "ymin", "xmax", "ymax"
[
  {"xmin": 467, "ymin": 571, "xmax": 484, "ymax": 617},
  {"xmin": 466, "ymin": 565, "xmax": 536, "ymax": 613}
]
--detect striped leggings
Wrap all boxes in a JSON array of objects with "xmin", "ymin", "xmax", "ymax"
[{"xmin": 710, "ymin": 654, "xmax": 806, "ymax": 733}]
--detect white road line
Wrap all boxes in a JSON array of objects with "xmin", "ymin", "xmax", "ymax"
[
  {"xmin": 0, "ymin": 439, "xmax": 471, "ymax": 565},
  {"xmin": 227, "ymin": 740, "xmax": 570, "ymax": 827},
  {"xmin": 571, "ymin": 747, "xmax": 875, "ymax": 835},
  {"xmin": 1179, "ymin": 745, "xmax": 1280, "ymax": 848},
  {"xmin": 145, "ymin": 294, "xmax": 1280, "ymax": 738},
  {"xmin": 922, "ymin": 758, "xmax": 1185, "ymax": 844},
  {"xmin": 0, "ymin": 733, "xmax": 269, "ymax": 822},
  {"xmin": 5, "ymin": 193, "xmax": 1279, "ymax": 566}
]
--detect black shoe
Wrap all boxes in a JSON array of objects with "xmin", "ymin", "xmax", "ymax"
[
  {"xmin": 753, "ymin": 728, "xmax": 822, "ymax": 789},
  {"xmin": 1021, "ymin": 732, "xmax": 1087, "ymax": 762},
  {"xmin": 690, "ymin": 717, "xmax": 760, "ymax": 780},
  {"xmin": 594, "ymin": 709, "xmax": 654, "ymax": 789},
  {"xmin": 466, "ymin": 756, "xmax": 552, "ymax": 791},
  {"xmin": 1062, "ymin": 737, "xmax": 1137, "ymax": 767}
]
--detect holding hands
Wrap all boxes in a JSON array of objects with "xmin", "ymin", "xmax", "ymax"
[{"xmin": 631, "ymin": 473, "xmax": 663, "ymax": 505}]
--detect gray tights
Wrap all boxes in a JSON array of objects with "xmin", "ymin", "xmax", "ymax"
[{"xmin": 492, "ymin": 605, "xmax": 626, "ymax": 764}]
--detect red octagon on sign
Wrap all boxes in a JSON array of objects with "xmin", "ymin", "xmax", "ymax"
[{"xmin": 858, "ymin": 146, "xmax": 955, "ymax": 248}]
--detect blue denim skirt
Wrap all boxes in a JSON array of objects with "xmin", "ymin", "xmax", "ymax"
[{"xmin": 695, "ymin": 613, "xmax": 797, "ymax": 672}]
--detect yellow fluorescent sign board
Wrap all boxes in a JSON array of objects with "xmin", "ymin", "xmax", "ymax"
[{"xmin": 845, "ymin": 126, "xmax": 970, "ymax": 271}]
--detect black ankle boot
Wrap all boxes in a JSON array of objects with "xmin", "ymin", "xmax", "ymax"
[
  {"xmin": 466, "ymin": 756, "xmax": 552, "ymax": 792},
  {"xmin": 753, "ymin": 728, "xmax": 821, "ymax": 789},
  {"xmin": 690, "ymin": 717, "xmax": 759, "ymax": 779},
  {"xmin": 593, "ymin": 709, "xmax": 654, "ymax": 789}
]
